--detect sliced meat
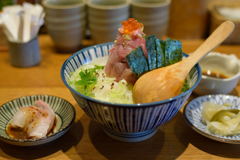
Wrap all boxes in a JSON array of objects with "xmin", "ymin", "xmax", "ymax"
[
  {"xmin": 120, "ymin": 68, "xmax": 137, "ymax": 84},
  {"xmin": 111, "ymin": 62, "xmax": 128, "ymax": 79},
  {"xmin": 105, "ymin": 49, "xmax": 122, "ymax": 76},
  {"xmin": 10, "ymin": 100, "xmax": 55, "ymax": 139},
  {"xmin": 104, "ymin": 18, "xmax": 147, "ymax": 84},
  {"xmin": 29, "ymin": 100, "xmax": 55, "ymax": 138}
]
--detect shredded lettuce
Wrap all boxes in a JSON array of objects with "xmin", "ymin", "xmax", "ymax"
[{"xmin": 68, "ymin": 58, "xmax": 133, "ymax": 104}]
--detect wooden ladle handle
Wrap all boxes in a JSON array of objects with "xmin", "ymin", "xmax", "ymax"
[{"xmin": 186, "ymin": 21, "xmax": 235, "ymax": 69}]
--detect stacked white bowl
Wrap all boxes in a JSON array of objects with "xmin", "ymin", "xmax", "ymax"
[
  {"xmin": 87, "ymin": 0, "xmax": 129, "ymax": 43},
  {"xmin": 43, "ymin": 0, "xmax": 172, "ymax": 48},
  {"xmin": 131, "ymin": 0, "xmax": 171, "ymax": 38},
  {"xmin": 43, "ymin": 0, "xmax": 86, "ymax": 52}
]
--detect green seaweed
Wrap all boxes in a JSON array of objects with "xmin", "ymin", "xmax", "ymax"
[
  {"xmin": 146, "ymin": 35, "xmax": 157, "ymax": 70},
  {"xmin": 126, "ymin": 47, "xmax": 149, "ymax": 75},
  {"xmin": 165, "ymin": 38, "xmax": 182, "ymax": 65},
  {"xmin": 126, "ymin": 36, "xmax": 183, "ymax": 77},
  {"xmin": 155, "ymin": 38, "xmax": 165, "ymax": 68}
]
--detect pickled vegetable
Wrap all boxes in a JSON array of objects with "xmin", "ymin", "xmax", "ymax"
[
  {"xmin": 201, "ymin": 102, "xmax": 225, "ymax": 123},
  {"xmin": 201, "ymin": 102, "xmax": 240, "ymax": 136}
]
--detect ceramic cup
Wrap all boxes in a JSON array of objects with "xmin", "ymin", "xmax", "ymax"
[
  {"xmin": 43, "ymin": 0, "xmax": 86, "ymax": 52},
  {"xmin": 8, "ymin": 37, "xmax": 41, "ymax": 67},
  {"xmin": 131, "ymin": 0, "xmax": 171, "ymax": 38},
  {"xmin": 87, "ymin": 0, "xmax": 129, "ymax": 43}
]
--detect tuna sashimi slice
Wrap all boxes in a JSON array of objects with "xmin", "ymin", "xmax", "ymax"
[{"xmin": 105, "ymin": 18, "xmax": 147, "ymax": 84}]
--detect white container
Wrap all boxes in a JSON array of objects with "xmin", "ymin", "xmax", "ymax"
[
  {"xmin": 194, "ymin": 52, "xmax": 240, "ymax": 95},
  {"xmin": 87, "ymin": 0, "xmax": 129, "ymax": 43},
  {"xmin": 43, "ymin": 0, "xmax": 86, "ymax": 52}
]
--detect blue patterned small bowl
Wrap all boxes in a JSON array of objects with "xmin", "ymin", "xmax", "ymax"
[
  {"xmin": 61, "ymin": 42, "xmax": 201, "ymax": 142},
  {"xmin": 184, "ymin": 94, "xmax": 240, "ymax": 144},
  {"xmin": 0, "ymin": 95, "xmax": 75, "ymax": 146}
]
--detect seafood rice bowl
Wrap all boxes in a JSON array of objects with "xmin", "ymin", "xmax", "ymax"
[{"xmin": 61, "ymin": 18, "xmax": 201, "ymax": 142}]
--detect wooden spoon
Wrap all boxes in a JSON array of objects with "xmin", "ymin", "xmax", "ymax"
[{"xmin": 133, "ymin": 21, "xmax": 235, "ymax": 103}]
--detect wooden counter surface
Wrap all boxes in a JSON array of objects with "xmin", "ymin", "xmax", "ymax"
[{"xmin": 0, "ymin": 35, "xmax": 240, "ymax": 160}]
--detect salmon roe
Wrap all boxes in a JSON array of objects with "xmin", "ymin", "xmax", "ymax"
[{"xmin": 121, "ymin": 18, "xmax": 143, "ymax": 34}]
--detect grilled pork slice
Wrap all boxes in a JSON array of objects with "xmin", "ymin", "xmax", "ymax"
[{"xmin": 10, "ymin": 100, "xmax": 55, "ymax": 139}]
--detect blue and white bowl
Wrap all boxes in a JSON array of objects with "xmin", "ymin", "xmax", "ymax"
[
  {"xmin": 61, "ymin": 42, "xmax": 201, "ymax": 142},
  {"xmin": 184, "ymin": 94, "xmax": 240, "ymax": 144},
  {"xmin": 0, "ymin": 95, "xmax": 75, "ymax": 146}
]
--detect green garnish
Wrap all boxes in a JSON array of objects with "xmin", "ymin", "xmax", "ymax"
[
  {"xmin": 75, "ymin": 65, "xmax": 104, "ymax": 96},
  {"xmin": 181, "ymin": 80, "xmax": 190, "ymax": 92}
]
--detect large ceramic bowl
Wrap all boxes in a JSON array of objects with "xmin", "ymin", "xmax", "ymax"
[{"xmin": 61, "ymin": 42, "xmax": 201, "ymax": 142}]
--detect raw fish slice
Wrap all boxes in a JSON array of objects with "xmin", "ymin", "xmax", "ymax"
[
  {"xmin": 105, "ymin": 18, "xmax": 147, "ymax": 84},
  {"xmin": 110, "ymin": 62, "xmax": 128, "ymax": 80},
  {"xmin": 105, "ymin": 50, "xmax": 122, "ymax": 77},
  {"xmin": 120, "ymin": 68, "xmax": 137, "ymax": 84}
]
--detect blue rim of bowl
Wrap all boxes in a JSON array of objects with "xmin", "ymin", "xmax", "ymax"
[
  {"xmin": 0, "ymin": 94, "xmax": 76, "ymax": 143},
  {"xmin": 183, "ymin": 94, "xmax": 240, "ymax": 144},
  {"xmin": 61, "ymin": 42, "xmax": 202, "ymax": 107}
]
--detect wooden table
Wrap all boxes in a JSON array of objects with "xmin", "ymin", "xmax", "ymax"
[{"xmin": 0, "ymin": 35, "xmax": 240, "ymax": 160}]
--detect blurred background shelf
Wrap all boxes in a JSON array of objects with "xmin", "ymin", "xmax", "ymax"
[{"xmin": 1, "ymin": 0, "xmax": 240, "ymax": 51}]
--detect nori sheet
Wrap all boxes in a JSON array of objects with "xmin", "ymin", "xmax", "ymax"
[
  {"xmin": 126, "ymin": 47, "xmax": 149, "ymax": 75},
  {"xmin": 155, "ymin": 38, "xmax": 165, "ymax": 68},
  {"xmin": 146, "ymin": 35, "xmax": 157, "ymax": 70},
  {"xmin": 165, "ymin": 39, "xmax": 182, "ymax": 65}
]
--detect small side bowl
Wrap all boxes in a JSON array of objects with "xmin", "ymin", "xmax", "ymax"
[
  {"xmin": 0, "ymin": 95, "xmax": 76, "ymax": 146},
  {"xmin": 61, "ymin": 42, "xmax": 202, "ymax": 142},
  {"xmin": 194, "ymin": 52, "xmax": 240, "ymax": 95},
  {"xmin": 184, "ymin": 94, "xmax": 240, "ymax": 144}
]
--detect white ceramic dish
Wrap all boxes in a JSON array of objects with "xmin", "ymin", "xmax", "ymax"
[
  {"xmin": 184, "ymin": 94, "xmax": 240, "ymax": 144},
  {"xmin": 194, "ymin": 52, "xmax": 240, "ymax": 95}
]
